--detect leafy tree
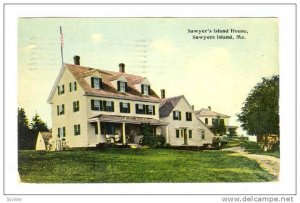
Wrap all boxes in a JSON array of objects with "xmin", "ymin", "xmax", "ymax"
[
  {"xmin": 30, "ymin": 113, "xmax": 49, "ymax": 136},
  {"xmin": 139, "ymin": 123, "xmax": 165, "ymax": 147},
  {"xmin": 18, "ymin": 108, "xmax": 33, "ymax": 149},
  {"xmin": 228, "ymin": 128, "xmax": 237, "ymax": 137},
  {"xmin": 237, "ymin": 75, "xmax": 279, "ymax": 150},
  {"xmin": 211, "ymin": 116, "xmax": 227, "ymax": 136}
]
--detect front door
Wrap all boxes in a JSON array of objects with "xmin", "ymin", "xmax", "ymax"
[{"xmin": 181, "ymin": 128, "xmax": 188, "ymax": 145}]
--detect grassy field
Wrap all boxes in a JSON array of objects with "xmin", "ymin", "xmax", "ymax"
[{"xmin": 18, "ymin": 148, "xmax": 276, "ymax": 183}]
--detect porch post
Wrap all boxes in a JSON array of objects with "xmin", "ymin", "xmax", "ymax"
[
  {"xmin": 97, "ymin": 119, "xmax": 101, "ymax": 143},
  {"xmin": 122, "ymin": 122, "xmax": 126, "ymax": 144},
  {"xmin": 166, "ymin": 125, "xmax": 169, "ymax": 144}
]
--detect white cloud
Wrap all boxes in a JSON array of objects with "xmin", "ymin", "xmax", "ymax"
[{"xmin": 90, "ymin": 33, "xmax": 103, "ymax": 44}]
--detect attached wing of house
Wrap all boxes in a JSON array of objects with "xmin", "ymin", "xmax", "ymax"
[
  {"xmin": 195, "ymin": 107, "xmax": 238, "ymax": 134},
  {"xmin": 159, "ymin": 94, "xmax": 214, "ymax": 147}
]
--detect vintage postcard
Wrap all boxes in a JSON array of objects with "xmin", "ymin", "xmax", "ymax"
[
  {"xmin": 17, "ymin": 17, "xmax": 279, "ymax": 181},
  {"xmin": 3, "ymin": 3, "xmax": 297, "ymax": 201}
]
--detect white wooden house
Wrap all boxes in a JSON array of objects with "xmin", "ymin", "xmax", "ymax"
[
  {"xmin": 159, "ymin": 92, "xmax": 214, "ymax": 146},
  {"xmin": 195, "ymin": 107, "xmax": 238, "ymax": 135},
  {"xmin": 47, "ymin": 56, "xmax": 167, "ymax": 149}
]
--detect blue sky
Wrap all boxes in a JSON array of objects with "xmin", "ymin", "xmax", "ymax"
[{"xmin": 18, "ymin": 18, "xmax": 278, "ymax": 135}]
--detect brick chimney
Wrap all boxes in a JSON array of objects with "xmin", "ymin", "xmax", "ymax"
[
  {"xmin": 161, "ymin": 89, "xmax": 165, "ymax": 99},
  {"xmin": 73, "ymin": 55, "xmax": 80, "ymax": 65},
  {"xmin": 119, "ymin": 63, "xmax": 125, "ymax": 73}
]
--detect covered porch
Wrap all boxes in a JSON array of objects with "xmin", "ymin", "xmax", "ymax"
[{"xmin": 88, "ymin": 114, "xmax": 168, "ymax": 145}]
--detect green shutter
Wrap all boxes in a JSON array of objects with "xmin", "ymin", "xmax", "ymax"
[
  {"xmin": 125, "ymin": 82, "xmax": 128, "ymax": 92},
  {"xmin": 100, "ymin": 100, "xmax": 103, "ymax": 111},
  {"xmin": 148, "ymin": 85, "xmax": 151, "ymax": 95},
  {"xmin": 141, "ymin": 84, "xmax": 144, "ymax": 94},
  {"xmin": 120, "ymin": 102, "xmax": 123, "ymax": 113},
  {"xmin": 103, "ymin": 100, "xmax": 106, "ymax": 111},
  {"xmin": 111, "ymin": 101, "xmax": 114, "ymax": 112},
  {"xmin": 173, "ymin": 111, "xmax": 176, "ymax": 120},
  {"xmin": 91, "ymin": 99, "xmax": 95, "ymax": 110},
  {"xmin": 57, "ymin": 105, "xmax": 59, "ymax": 115},
  {"xmin": 145, "ymin": 105, "xmax": 149, "ymax": 114},
  {"xmin": 117, "ymin": 81, "xmax": 120, "ymax": 91},
  {"xmin": 135, "ymin": 104, "xmax": 138, "ymax": 114},
  {"xmin": 73, "ymin": 101, "xmax": 75, "ymax": 112},
  {"xmin": 74, "ymin": 82, "xmax": 77, "ymax": 91},
  {"xmin": 63, "ymin": 127, "xmax": 66, "ymax": 137},
  {"xmin": 74, "ymin": 125, "xmax": 76, "ymax": 135},
  {"xmin": 99, "ymin": 78, "xmax": 103, "ymax": 89},
  {"xmin": 57, "ymin": 86, "xmax": 60, "ymax": 95},
  {"xmin": 58, "ymin": 128, "xmax": 60, "ymax": 138},
  {"xmin": 153, "ymin": 105, "xmax": 155, "ymax": 115},
  {"xmin": 186, "ymin": 112, "xmax": 188, "ymax": 121},
  {"xmin": 62, "ymin": 104, "xmax": 64, "ymax": 114},
  {"xmin": 69, "ymin": 83, "xmax": 72, "ymax": 92},
  {"xmin": 128, "ymin": 103, "xmax": 131, "ymax": 113},
  {"xmin": 77, "ymin": 101, "xmax": 79, "ymax": 111},
  {"xmin": 91, "ymin": 77, "xmax": 94, "ymax": 88},
  {"xmin": 62, "ymin": 85, "xmax": 64, "ymax": 94},
  {"xmin": 179, "ymin": 112, "xmax": 181, "ymax": 120}
]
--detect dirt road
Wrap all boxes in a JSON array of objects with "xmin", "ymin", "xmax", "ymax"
[{"xmin": 222, "ymin": 146, "xmax": 280, "ymax": 179}]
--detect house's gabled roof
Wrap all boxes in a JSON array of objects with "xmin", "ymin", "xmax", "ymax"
[
  {"xmin": 48, "ymin": 63, "xmax": 161, "ymax": 103},
  {"xmin": 159, "ymin": 95, "xmax": 184, "ymax": 118},
  {"xmin": 159, "ymin": 95, "xmax": 215, "ymax": 134},
  {"xmin": 195, "ymin": 108, "xmax": 230, "ymax": 118}
]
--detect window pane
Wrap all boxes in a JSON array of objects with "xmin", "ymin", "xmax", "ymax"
[
  {"xmin": 189, "ymin": 130, "xmax": 192, "ymax": 138},
  {"xmin": 120, "ymin": 81, "xmax": 126, "ymax": 91},
  {"xmin": 143, "ymin": 85, "xmax": 148, "ymax": 95},
  {"xmin": 95, "ymin": 100, "xmax": 100, "ymax": 110}
]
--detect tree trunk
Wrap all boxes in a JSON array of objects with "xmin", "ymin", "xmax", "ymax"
[{"xmin": 262, "ymin": 134, "xmax": 269, "ymax": 152}]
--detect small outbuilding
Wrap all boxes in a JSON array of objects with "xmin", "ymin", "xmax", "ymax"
[{"xmin": 35, "ymin": 131, "xmax": 52, "ymax": 150}]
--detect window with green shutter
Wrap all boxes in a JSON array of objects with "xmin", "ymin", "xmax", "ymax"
[
  {"xmin": 176, "ymin": 129, "xmax": 180, "ymax": 138},
  {"xmin": 173, "ymin": 111, "xmax": 181, "ymax": 120},
  {"xmin": 189, "ymin": 130, "xmax": 193, "ymax": 139},
  {"xmin": 120, "ymin": 102, "xmax": 130, "ymax": 113},
  {"xmin": 186, "ymin": 112, "xmax": 192, "ymax": 121},
  {"xmin": 91, "ymin": 77, "xmax": 102, "ymax": 89},
  {"xmin": 74, "ymin": 124, "xmax": 80, "ymax": 136},
  {"xmin": 73, "ymin": 101, "xmax": 79, "ymax": 112}
]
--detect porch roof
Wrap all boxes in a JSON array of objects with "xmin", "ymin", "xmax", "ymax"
[{"xmin": 88, "ymin": 114, "xmax": 169, "ymax": 126}]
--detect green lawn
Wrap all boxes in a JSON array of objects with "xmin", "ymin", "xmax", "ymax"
[{"xmin": 18, "ymin": 148, "xmax": 276, "ymax": 183}]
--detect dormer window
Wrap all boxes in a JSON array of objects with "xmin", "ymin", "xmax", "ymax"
[
  {"xmin": 117, "ymin": 81, "xmax": 128, "ymax": 92},
  {"xmin": 141, "ymin": 84, "xmax": 150, "ymax": 95},
  {"xmin": 91, "ymin": 77, "xmax": 102, "ymax": 89}
]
